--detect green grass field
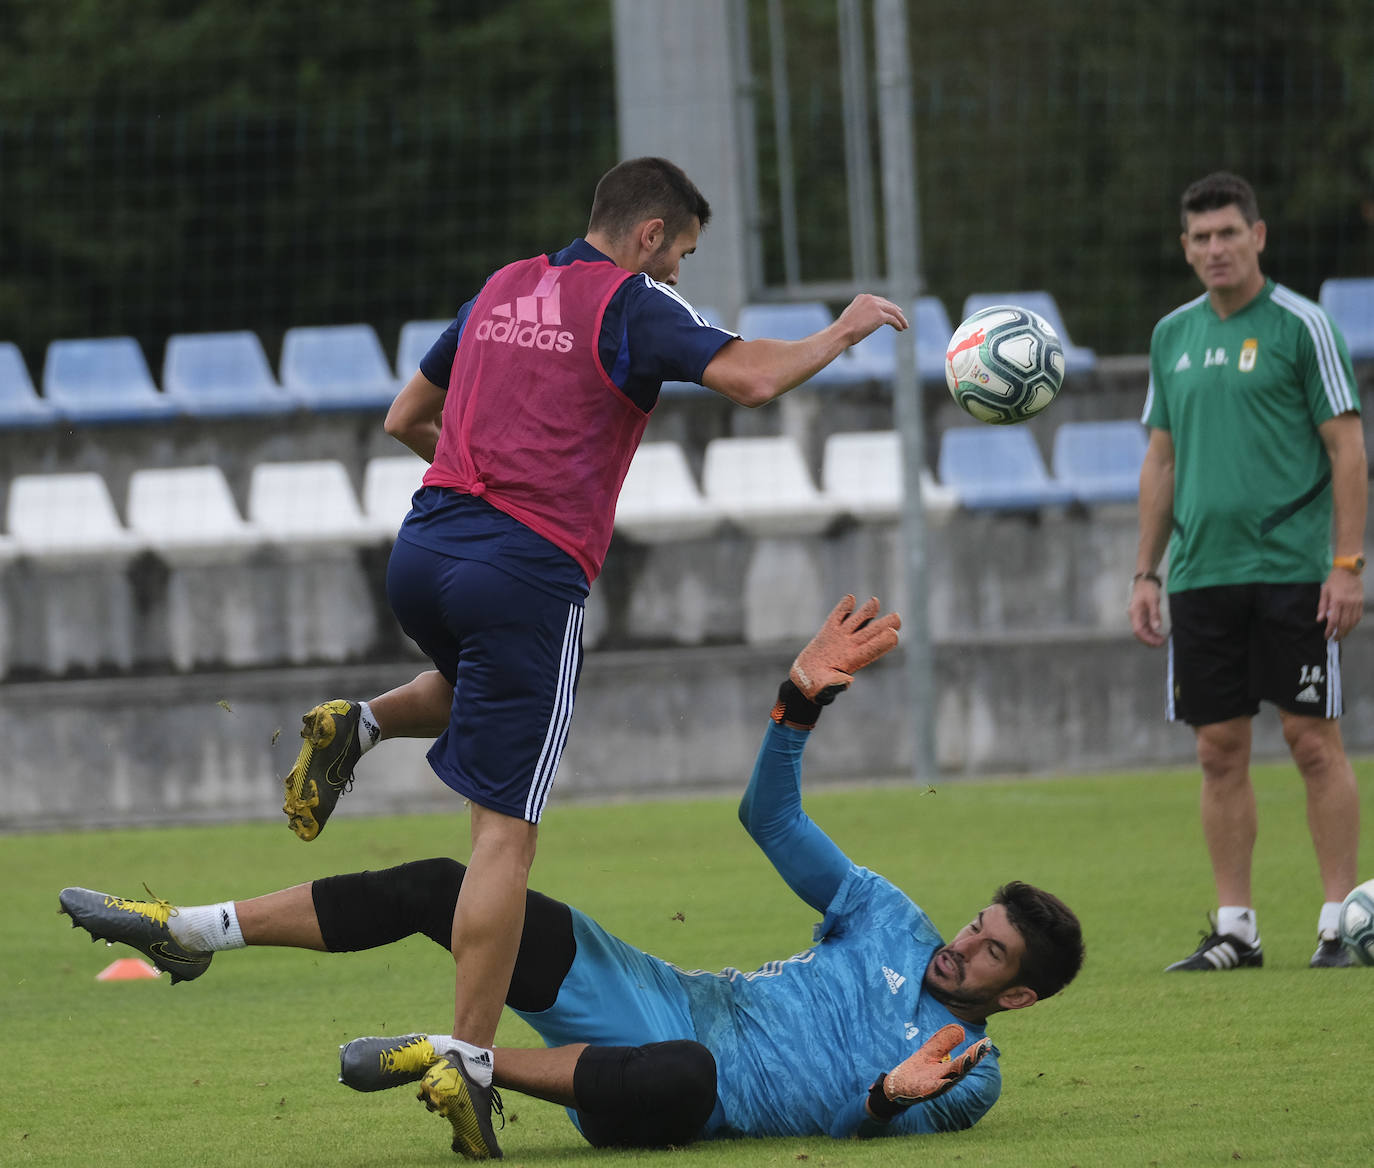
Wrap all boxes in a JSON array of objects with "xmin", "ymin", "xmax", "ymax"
[{"xmin": 4, "ymin": 758, "xmax": 1373, "ymax": 1167}]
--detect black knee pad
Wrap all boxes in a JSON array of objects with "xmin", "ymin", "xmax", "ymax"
[
  {"xmin": 313, "ymin": 857, "xmax": 464, "ymax": 951},
  {"xmin": 573, "ymin": 1041, "xmax": 717, "ymax": 1148},
  {"xmin": 311, "ymin": 857, "xmax": 575, "ymax": 1012}
]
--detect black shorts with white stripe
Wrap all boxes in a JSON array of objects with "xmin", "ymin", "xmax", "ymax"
[{"xmin": 1166, "ymin": 581, "xmax": 1342, "ymax": 725}]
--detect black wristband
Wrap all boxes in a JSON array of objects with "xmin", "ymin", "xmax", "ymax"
[
  {"xmin": 866, "ymin": 1073, "xmax": 908, "ymax": 1121},
  {"xmin": 1132, "ymin": 571, "xmax": 1162, "ymax": 587},
  {"xmin": 770, "ymin": 679, "xmax": 825, "ymax": 729}
]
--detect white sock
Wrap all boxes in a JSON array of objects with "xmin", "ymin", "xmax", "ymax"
[
  {"xmin": 167, "ymin": 902, "xmax": 246, "ymax": 951},
  {"xmin": 357, "ymin": 701, "xmax": 381, "ymax": 756},
  {"xmin": 1217, "ymin": 906, "xmax": 1258, "ymax": 945},
  {"xmin": 1318, "ymin": 901, "xmax": 1344, "ymax": 939},
  {"xmin": 428, "ymin": 1036, "xmax": 494, "ymax": 1088}
]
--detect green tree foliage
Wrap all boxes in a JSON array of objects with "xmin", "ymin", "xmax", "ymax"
[
  {"xmin": 0, "ymin": 0, "xmax": 616, "ymax": 370},
  {"xmin": 747, "ymin": 0, "xmax": 1373, "ymax": 352}
]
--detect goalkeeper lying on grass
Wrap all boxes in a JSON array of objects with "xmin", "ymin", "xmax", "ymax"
[{"xmin": 60, "ymin": 596, "xmax": 1084, "ymax": 1158}]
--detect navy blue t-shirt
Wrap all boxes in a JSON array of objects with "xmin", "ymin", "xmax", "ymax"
[
  {"xmin": 400, "ymin": 239, "xmax": 735, "ymax": 601},
  {"xmin": 417, "ymin": 238, "xmax": 735, "ymax": 411}
]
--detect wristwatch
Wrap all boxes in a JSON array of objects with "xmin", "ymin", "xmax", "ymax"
[{"xmin": 1333, "ymin": 554, "xmax": 1366, "ymax": 575}]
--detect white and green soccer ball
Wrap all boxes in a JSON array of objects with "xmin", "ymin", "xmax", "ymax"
[
  {"xmin": 944, "ymin": 304, "xmax": 1065, "ymax": 424},
  {"xmin": 1339, "ymin": 877, "xmax": 1374, "ymax": 966}
]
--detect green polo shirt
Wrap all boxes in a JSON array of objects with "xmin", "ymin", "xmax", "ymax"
[{"xmin": 1142, "ymin": 279, "xmax": 1359, "ymax": 591}]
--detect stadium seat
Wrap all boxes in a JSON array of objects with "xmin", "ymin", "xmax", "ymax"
[
  {"xmin": 5, "ymin": 472, "xmax": 145, "ymax": 556},
  {"xmin": 278, "ymin": 324, "xmax": 399, "ymax": 412},
  {"xmin": 361, "ymin": 453, "xmax": 429, "ymax": 538},
  {"xmin": 1051, "ymin": 420, "xmax": 1148, "ymax": 504},
  {"xmin": 614, "ymin": 441, "xmax": 725, "ymax": 543},
  {"xmin": 395, "ymin": 319, "xmax": 453, "ymax": 380},
  {"xmin": 848, "ymin": 296, "xmax": 955, "ymax": 385},
  {"xmin": 126, "ymin": 465, "xmax": 264, "ymax": 555},
  {"xmin": 702, "ymin": 435, "xmax": 842, "ymax": 536},
  {"xmin": 735, "ymin": 301, "xmax": 857, "ymax": 386},
  {"xmin": 1318, "ymin": 277, "xmax": 1374, "ymax": 362},
  {"xmin": 42, "ymin": 337, "xmax": 181, "ymax": 423},
  {"xmin": 937, "ymin": 426, "xmax": 1075, "ymax": 511},
  {"xmin": 0, "ymin": 341, "xmax": 60, "ymax": 427},
  {"xmin": 161, "ymin": 331, "xmax": 297, "ymax": 416},
  {"xmin": 960, "ymin": 291, "xmax": 1098, "ymax": 376},
  {"xmin": 247, "ymin": 459, "xmax": 375, "ymax": 545},
  {"xmin": 820, "ymin": 430, "xmax": 958, "ymax": 523}
]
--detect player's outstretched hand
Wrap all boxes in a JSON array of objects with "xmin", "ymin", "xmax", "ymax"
[
  {"xmin": 790, "ymin": 594, "xmax": 901, "ymax": 705},
  {"xmin": 875, "ymin": 1024, "xmax": 992, "ymax": 1111}
]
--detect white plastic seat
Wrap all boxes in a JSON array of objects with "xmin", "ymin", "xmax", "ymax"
[
  {"xmin": 821, "ymin": 431, "xmax": 957, "ymax": 523},
  {"xmin": 702, "ymin": 436, "xmax": 841, "ymax": 536},
  {"xmin": 615, "ymin": 442, "xmax": 724, "ymax": 543},
  {"xmin": 362, "ymin": 453, "xmax": 429, "ymax": 537},
  {"xmin": 6, "ymin": 473, "xmax": 145, "ymax": 557},
  {"xmin": 127, "ymin": 466, "xmax": 264, "ymax": 555},
  {"xmin": 396, "ymin": 319, "xmax": 453, "ymax": 380},
  {"xmin": 247, "ymin": 460, "xmax": 374, "ymax": 546}
]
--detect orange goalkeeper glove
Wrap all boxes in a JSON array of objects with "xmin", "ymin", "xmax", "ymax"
[
  {"xmin": 866, "ymin": 1024, "xmax": 992, "ymax": 1120},
  {"xmin": 771, "ymin": 595, "xmax": 901, "ymax": 729}
]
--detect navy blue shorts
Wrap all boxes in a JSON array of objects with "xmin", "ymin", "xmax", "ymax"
[{"xmin": 386, "ymin": 537, "xmax": 585, "ymax": 823}]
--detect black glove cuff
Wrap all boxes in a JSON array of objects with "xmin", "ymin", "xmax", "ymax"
[
  {"xmin": 770, "ymin": 679, "xmax": 825, "ymax": 729},
  {"xmin": 866, "ymin": 1073, "xmax": 908, "ymax": 1121}
]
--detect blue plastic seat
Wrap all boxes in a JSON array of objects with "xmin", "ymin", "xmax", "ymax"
[
  {"xmin": 42, "ymin": 337, "xmax": 180, "ymax": 423},
  {"xmin": 1318, "ymin": 277, "xmax": 1374, "ymax": 361},
  {"xmin": 1051, "ymin": 420, "xmax": 1147, "ymax": 504},
  {"xmin": 960, "ymin": 291, "xmax": 1097, "ymax": 376},
  {"xmin": 279, "ymin": 324, "xmax": 399, "ymax": 412},
  {"xmin": 849, "ymin": 296, "xmax": 954, "ymax": 384},
  {"xmin": 396, "ymin": 319, "xmax": 453, "ymax": 381},
  {"xmin": 162, "ymin": 331, "xmax": 297, "ymax": 417},
  {"xmin": 735, "ymin": 301, "xmax": 857, "ymax": 386},
  {"xmin": 937, "ymin": 426, "xmax": 1075, "ymax": 511},
  {"xmin": 0, "ymin": 342, "xmax": 60, "ymax": 427}
]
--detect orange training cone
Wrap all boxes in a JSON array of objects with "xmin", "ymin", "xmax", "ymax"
[{"xmin": 96, "ymin": 957, "xmax": 162, "ymax": 981}]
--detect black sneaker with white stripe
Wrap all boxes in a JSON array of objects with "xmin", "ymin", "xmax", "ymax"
[{"xmin": 1165, "ymin": 917, "xmax": 1263, "ymax": 971}]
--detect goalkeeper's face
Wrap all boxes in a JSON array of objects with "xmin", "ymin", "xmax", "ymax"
[{"xmin": 923, "ymin": 904, "xmax": 1033, "ymax": 1017}]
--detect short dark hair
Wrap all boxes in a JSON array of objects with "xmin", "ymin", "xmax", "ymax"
[
  {"xmin": 994, "ymin": 881, "xmax": 1084, "ymax": 1000},
  {"xmin": 1180, "ymin": 171, "xmax": 1261, "ymax": 229},
  {"xmin": 587, "ymin": 156, "xmax": 712, "ymax": 245}
]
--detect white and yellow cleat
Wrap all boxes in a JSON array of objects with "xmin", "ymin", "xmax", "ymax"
[{"xmin": 417, "ymin": 1049, "xmax": 504, "ymax": 1160}]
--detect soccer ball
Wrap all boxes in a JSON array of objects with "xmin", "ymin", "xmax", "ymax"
[
  {"xmin": 1338, "ymin": 878, "xmax": 1374, "ymax": 966},
  {"xmin": 945, "ymin": 305, "xmax": 1065, "ymax": 424}
]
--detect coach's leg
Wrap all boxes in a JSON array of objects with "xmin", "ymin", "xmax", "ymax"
[
  {"xmin": 1280, "ymin": 711, "xmax": 1360, "ymax": 902},
  {"xmin": 1195, "ymin": 716, "xmax": 1257, "ymax": 909},
  {"xmin": 451, "ymin": 805, "xmax": 540, "ymax": 1047}
]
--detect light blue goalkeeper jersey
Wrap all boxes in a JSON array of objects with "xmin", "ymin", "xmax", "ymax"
[{"xmin": 514, "ymin": 722, "xmax": 1001, "ymax": 1141}]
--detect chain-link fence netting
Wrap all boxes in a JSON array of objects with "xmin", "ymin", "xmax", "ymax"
[{"xmin": 2, "ymin": 0, "xmax": 1370, "ymax": 374}]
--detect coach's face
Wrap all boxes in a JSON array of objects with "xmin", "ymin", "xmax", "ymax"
[
  {"xmin": 923, "ymin": 904, "xmax": 1037, "ymax": 1019},
  {"xmin": 1181, "ymin": 204, "xmax": 1266, "ymax": 299}
]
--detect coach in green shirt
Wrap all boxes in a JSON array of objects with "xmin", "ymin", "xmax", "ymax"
[{"xmin": 1129, "ymin": 171, "xmax": 1366, "ymax": 972}]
